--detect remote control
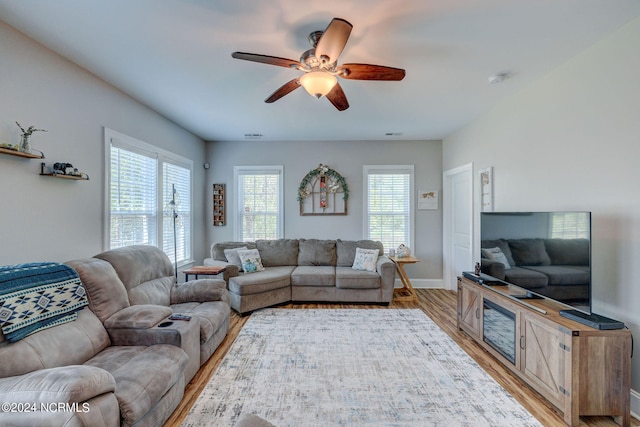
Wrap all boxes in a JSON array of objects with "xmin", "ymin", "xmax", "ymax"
[{"xmin": 169, "ymin": 314, "xmax": 192, "ymax": 321}]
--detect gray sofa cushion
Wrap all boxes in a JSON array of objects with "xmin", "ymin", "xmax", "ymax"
[
  {"xmin": 508, "ymin": 238, "xmax": 551, "ymax": 266},
  {"xmin": 297, "ymin": 239, "xmax": 336, "ymax": 266},
  {"xmin": 170, "ymin": 301, "xmax": 230, "ymax": 344},
  {"xmin": 66, "ymin": 258, "xmax": 131, "ymax": 323},
  {"xmin": 0, "ymin": 308, "xmax": 110, "ymax": 378},
  {"xmin": 95, "ymin": 245, "xmax": 174, "ymax": 306},
  {"xmin": 336, "ymin": 239, "xmax": 384, "ymax": 267},
  {"xmin": 85, "ymin": 344, "xmax": 188, "ymax": 426},
  {"xmin": 229, "ymin": 266, "xmax": 295, "ymax": 296},
  {"xmin": 335, "ymin": 267, "xmax": 381, "ymax": 289},
  {"xmin": 0, "ymin": 364, "xmax": 116, "ymax": 405},
  {"xmin": 291, "ymin": 266, "xmax": 336, "ymax": 287},
  {"xmin": 212, "ymin": 241, "xmax": 257, "ymax": 261},
  {"xmin": 257, "ymin": 239, "xmax": 299, "ymax": 267}
]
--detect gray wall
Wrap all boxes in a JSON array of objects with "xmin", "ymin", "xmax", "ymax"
[
  {"xmin": 0, "ymin": 21, "xmax": 208, "ymax": 265},
  {"xmin": 443, "ymin": 16, "xmax": 640, "ymax": 408},
  {"xmin": 205, "ymin": 139, "xmax": 443, "ymax": 285}
]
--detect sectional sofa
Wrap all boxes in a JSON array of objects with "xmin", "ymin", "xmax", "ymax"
[
  {"xmin": 204, "ymin": 238, "xmax": 396, "ymax": 314},
  {"xmin": 0, "ymin": 245, "xmax": 230, "ymax": 427}
]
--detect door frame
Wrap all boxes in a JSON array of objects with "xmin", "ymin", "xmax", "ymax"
[{"xmin": 443, "ymin": 163, "xmax": 474, "ymax": 290}]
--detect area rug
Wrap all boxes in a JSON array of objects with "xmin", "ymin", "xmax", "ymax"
[{"xmin": 182, "ymin": 309, "xmax": 542, "ymax": 427}]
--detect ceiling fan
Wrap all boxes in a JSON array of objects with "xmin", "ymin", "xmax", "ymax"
[{"xmin": 232, "ymin": 18, "xmax": 406, "ymax": 111}]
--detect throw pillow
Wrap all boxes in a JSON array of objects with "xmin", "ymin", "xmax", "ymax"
[
  {"xmin": 224, "ymin": 246, "xmax": 248, "ymax": 271},
  {"xmin": 351, "ymin": 247, "xmax": 379, "ymax": 272},
  {"xmin": 237, "ymin": 249, "xmax": 265, "ymax": 274},
  {"xmin": 481, "ymin": 247, "xmax": 511, "ymax": 269}
]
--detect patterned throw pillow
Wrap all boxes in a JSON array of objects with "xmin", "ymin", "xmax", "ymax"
[
  {"xmin": 481, "ymin": 247, "xmax": 511, "ymax": 269},
  {"xmin": 237, "ymin": 249, "xmax": 265, "ymax": 274},
  {"xmin": 225, "ymin": 246, "xmax": 248, "ymax": 272},
  {"xmin": 352, "ymin": 247, "xmax": 379, "ymax": 272}
]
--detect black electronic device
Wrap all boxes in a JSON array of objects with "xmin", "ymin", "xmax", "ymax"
[
  {"xmin": 559, "ymin": 309, "xmax": 624, "ymax": 330},
  {"xmin": 480, "ymin": 211, "xmax": 592, "ymax": 314},
  {"xmin": 462, "ymin": 271, "xmax": 502, "ymax": 285}
]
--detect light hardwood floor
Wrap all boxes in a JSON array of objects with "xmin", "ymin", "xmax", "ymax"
[{"xmin": 165, "ymin": 289, "xmax": 637, "ymax": 427}]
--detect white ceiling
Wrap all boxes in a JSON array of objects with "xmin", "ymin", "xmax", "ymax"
[{"xmin": 2, "ymin": 0, "xmax": 639, "ymax": 142}]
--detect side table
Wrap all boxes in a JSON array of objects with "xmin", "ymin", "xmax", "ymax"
[
  {"xmin": 183, "ymin": 265, "xmax": 226, "ymax": 281},
  {"xmin": 389, "ymin": 255, "xmax": 419, "ymax": 302}
]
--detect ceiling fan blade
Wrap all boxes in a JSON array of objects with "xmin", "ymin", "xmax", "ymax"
[
  {"xmin": 232, "ymin": 52, "xmax": 300, "ymax": 69},
  {"xmin": 265, "ymin": 79, "xmax": 301, "ymax": 103},
  {"xmin": 315, "ymin": 18, "xmax": 353, "ymax": 65},
  {"xmin": 337, "ymin": 63, "xmax": 406, "ymax": 81},
  {"xmin": 325, "ymin": 82, "xmax": 349, "ymax": 111}
]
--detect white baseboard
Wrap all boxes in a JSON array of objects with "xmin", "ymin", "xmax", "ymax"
[
  {"xmin": 394, "ymin": 278, "xmax": 443, "ymax": 289},
  {"xmin": 631, "ymin": 388, "xmax": 640, "ymax": 421}
]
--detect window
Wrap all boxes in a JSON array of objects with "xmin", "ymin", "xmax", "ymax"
[
  {"xmin": 106, "ymin": 128, "xmax": 193, "ymax": 265},
  {"xmin": 234, "ymin": 166, "xmax": 283, "ymax": 241},
  {"xmin": 364, "ymin": 165, "xmax": 414, "ymax": 252}
]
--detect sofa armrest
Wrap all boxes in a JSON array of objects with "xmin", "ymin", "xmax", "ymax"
[
  {"xmin": 104, "ymin": 305, "xmax": 173, "ymax": 329},
  {"xmin": 377, "ymin": 256, "xmax": 396, "ymax": 301},
  {"xmin": 481, "ymin": 259, "xmax": 506, "ymax": 279},
  {"xmin": 103, "ymin": 305, "xmax": 180, "ymax": 347},
  {"xmin": 204, "ymin": 258, "xmax": 239, "ymax": 280},
  {"xmin": 0, "ymin": 365, "xmax": 115, "ymax": 405},
  {"xmin": 170, "ymin": 279, "xmax": 230, "ymax": 305}
]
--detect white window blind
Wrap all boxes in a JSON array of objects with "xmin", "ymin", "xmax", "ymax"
[
  {"xmin": 235, "ymin": 166, "xmax": 283, "ymax": 241},
  {"xmin": 109, "ymin": 146, "xmax": 158, "ymax": 247},
  {"xmin": 364, "ymin": 165, "xmax": 414, "ymax": 253},
  {"xmin": 106, "ymin": 129, "xmax": 193, "ymax": 266}
]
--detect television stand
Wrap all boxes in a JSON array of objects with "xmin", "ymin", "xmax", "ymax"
[
  {"xmin": 457, "ymin": 276, "xmax": 631, "ymax": 426},
  {"xmin": 559, "ymin": 309, "xmax": 625, "ymax": 330}
]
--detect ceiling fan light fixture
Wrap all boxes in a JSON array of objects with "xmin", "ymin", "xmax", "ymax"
[{"xmin": 300, "ymin": 71, "xmax": 337, "ymax": 98}]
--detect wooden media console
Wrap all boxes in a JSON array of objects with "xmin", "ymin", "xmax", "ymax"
[{"xmin": 457, "ymin": 276, "xmax": 631, "ymax": 426}]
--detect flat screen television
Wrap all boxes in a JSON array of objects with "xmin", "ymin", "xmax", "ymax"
[{"xmin": 480, "ymin": 211, "xmax": 591, "ymax": 314}]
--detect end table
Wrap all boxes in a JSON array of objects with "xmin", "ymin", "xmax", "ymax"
[
  {"xmin": 183, "ymin": 266, "xmax": 226, "ymax": 281},
  {"xmin": 389, "ymin": 255, "xmax": 419, "ymax": 302}
]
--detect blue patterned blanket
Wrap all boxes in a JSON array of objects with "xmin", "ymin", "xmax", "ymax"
[{"xmin": 0, "ymin": 262, "xmax": 88, "ymax": 342}]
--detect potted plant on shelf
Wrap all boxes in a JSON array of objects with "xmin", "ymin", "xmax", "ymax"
[{"xmin": 16, "ymin": 121, "xmax": 46, "ymax": 154}]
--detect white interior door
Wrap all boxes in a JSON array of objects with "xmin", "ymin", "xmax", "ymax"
[{"xmin": 443, "ymin": 164, "xmax": 473, "ymax": 290}]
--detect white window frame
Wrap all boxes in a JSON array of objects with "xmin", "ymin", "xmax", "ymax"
[
  {"xmin": 233, "ymin": 165, "xmax": 284, "ymax": 241},
  {"xmin": 363, "ymin": 165, "xmax": 415, "ymax": 253},
  {"xmin": 104, "ymin": 128, "xmax": 194, "ymax": 266}
]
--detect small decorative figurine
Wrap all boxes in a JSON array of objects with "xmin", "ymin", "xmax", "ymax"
[{"xmin": 396, "ymin": 244, "xmax": 410, "ymax": 258}]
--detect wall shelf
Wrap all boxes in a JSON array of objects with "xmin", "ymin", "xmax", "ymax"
[
  {"xmin": 39, "ymin": 173, "xmax": 89, "ymax": 180},
  {"xmin": 0, "ymin": 147, "xmax": 44, "ymax": 159},
  {"xmin": 212, "ymin": 183, "xmax": 225, "ymax": 226},
  {"xmin": 40, "ymin": 162, "xmax": 89, "ymax": 180}
]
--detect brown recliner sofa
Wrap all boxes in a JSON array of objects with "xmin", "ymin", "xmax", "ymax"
[
  {"xmin": 0, "ymin": 298, "xmax": 189, "ymax": 427},
  {"xmin": 0, "ymin": 245, "xmax": 230, "ymax": 427},
  {"xmin": 69, "ymin": 245, "xmax": 231, "ymax": 382}
]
